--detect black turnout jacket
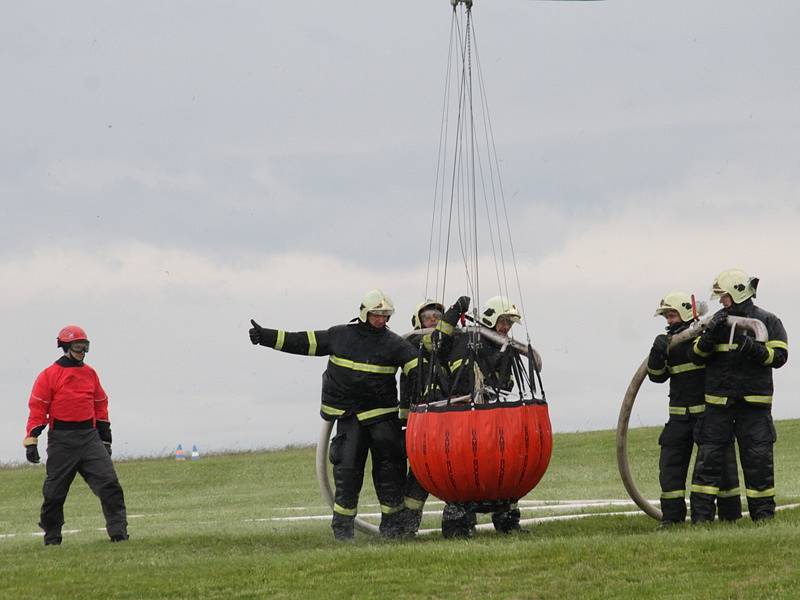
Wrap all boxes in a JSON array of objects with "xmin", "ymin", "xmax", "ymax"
[
  {"xmin": 647, "ymin": 322, "xmax": 706, "ymax": 417},
  {"xmin": 688, "ymin": 299, "xmax": 788, "ymax": 407},
  {"xmin": 256, "ymin": 320, "xmax": 419, "ymax": 425}
]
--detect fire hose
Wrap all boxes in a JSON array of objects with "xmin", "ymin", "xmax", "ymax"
[
  {"xmin": 316, "ymin": 326, "xmax": 543, "ymax": 534},
  {"xmin": 616, "ymin": 315, "xmax": 768, "ymax": 520}
]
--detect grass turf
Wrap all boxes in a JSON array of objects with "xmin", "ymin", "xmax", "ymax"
[{"xmin": 2, "ymin": 421, "xmax": 799, "ymax": 599}]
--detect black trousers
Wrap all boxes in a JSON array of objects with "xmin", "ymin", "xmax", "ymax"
[
  {"xmin": 659, "ymin": 415, "xmax": 740, "ymax": 522},
  {"xmin": 691, "ymin": 401, "xmax": 776, "ymax": 522},
  {"xmin": 40, "ymin": 429, "xmax": 127, "ymax": 542},
  {"xmin": 329, "ymin": 416, "xmax": 405, "ymax": 535},
  {"xmin": 404, "ymin": 468, "xmax": 429, "ymax": 511}
]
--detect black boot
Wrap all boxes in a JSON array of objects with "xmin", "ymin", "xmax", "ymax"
[
  {"xmin": 656, "ymin": 519, "xmax": 684, "ymax": 531},
  {"xmin": 442, "ymin": 504, "xmax": 473, "ymax": 539},
  {"xmin": 717, "ymin": 495, "xmax": 742, "ymax": 523},
  {"xmin": 398, "ymin": 508, "xmax": 423, "ymax": 537},
  {"xmin": 748, "ymin": 497, "xmax": 775, "ymax": 523},
  {"xmin": 492, "ymin": 508, "xmax": 521, "ymax": 533},
  {"xmin": 43, "ymin": 528, "xmax": 62, "ymax": 546},
  {"xmin": 379, "ymin": 510, "xmax": 409, "ymax": 538},
  {"xmin": 331, "ymin": 513, "xmax": 355, "ymax": 541},
  {"xmin": 690, "ymin": 492, "xmax": 716, "ymax": 524}
]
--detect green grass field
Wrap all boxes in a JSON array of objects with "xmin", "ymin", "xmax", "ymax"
[{"xmin": 3, "ymin": 421, "xmax": 800, "ymax": 600}]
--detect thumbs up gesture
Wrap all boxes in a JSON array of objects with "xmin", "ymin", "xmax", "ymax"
[{"xmin": 249, "ymin": 319, "xmax": 263, "ymax": 345}]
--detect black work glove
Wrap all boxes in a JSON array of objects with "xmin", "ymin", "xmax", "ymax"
[
  {"xmin": 249, "ymin": 319, "xmax": 263, "ymax": 345},
  {"xmin": 104, "ymin": 443, "xmax": 113, "ymax": 456},
  {"xmin": 25, "ymin": 443, "xmax": 40, "ymax": 464},
  {"xmin": 737, "ymin": 335, "xmax": 769, "ymax": 363},
  {"xmin": 650, "ymin": 334, "xmax": 669, "ymax": 359},
  {"xmin": 97, "ymin": 420, "xmax": 112, "ymax": 444},
  {"xmin": 704, "ymin": 310, "xmax": 729, "ymax": 334},
  {"xmin": 453, "ymin": 296, "xmax": 471, "ymax": 314},
  {"xmin": 697, "ymin": 310, "xmax": 728, "ymax": 352}
]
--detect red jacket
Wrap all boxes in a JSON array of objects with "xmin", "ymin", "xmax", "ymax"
[{"xmin": 26, "ymin": 356, "xmax": 109, "ymax": 436}]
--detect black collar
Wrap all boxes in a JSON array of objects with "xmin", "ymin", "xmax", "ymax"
[
  {"xmin": 728, "ymin": 298, "xmax": 754, "ymax": 317},
  {"xmin": 667, "ymin": 322, "xmax": 691, "ymax": 335},
  {"xmin": 56, "ymin": 355, "xmax": 84, "ymax": 368}
]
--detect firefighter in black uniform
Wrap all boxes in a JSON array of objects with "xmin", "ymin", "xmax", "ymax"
[
  {"xmin": 248, "ymin": 289, "xmax": 419, "ymax": 540},
  {"xmin": 441, "ymin": 295, "xmax": 524, "ymax": 538},
  {"xmin": 648, "ymin": 292, "xmax": 740, "ymax": 527},
  {"xmin": 399, "ymin": 299, "xmax": 444, "ymax": 534},
  {"xmin": 689, "ymin": 269, "xmax": 788, "ymax": 523},
  {"xmin": 399, "ymin": 296, "xmax": 469, "ymax": 534}
]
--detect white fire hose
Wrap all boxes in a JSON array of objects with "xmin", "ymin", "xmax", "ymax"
[
  {"xmin": 616, "ymin": 315, "xmax": 768, "ymax": 520},
  {"xmin": 315, "ymin": 326, "xmax": 544, "ymax": 534}
]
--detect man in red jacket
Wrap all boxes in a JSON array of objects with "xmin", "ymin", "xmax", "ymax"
[{"xmin": 23, "ymin": 325, "xmax": 128, "ymax": 545}]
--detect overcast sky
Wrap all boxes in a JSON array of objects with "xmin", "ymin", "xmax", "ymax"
[{"xmin": 1, "ymin": 1, "xmax": 798, "ymax": 464}]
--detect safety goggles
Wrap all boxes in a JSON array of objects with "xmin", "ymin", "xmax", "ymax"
[
  {"xmin": 369, "ymin": 309, "xmax": 394, "ymax": 317},
  {"xmin": 69, "ymin": 341, "xmax": 90, "ymax": 353}
]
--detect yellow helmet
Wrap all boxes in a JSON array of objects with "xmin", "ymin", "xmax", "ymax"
[
  {"xmin": 479, "ymin": 296, "xmax": 522, "ymax": 329},
  {"xmin": 711, "ymin": 269, "xmax": 759, "ymax": 304},
  {"xmin": 412, "ymin": 299, "xmax": 444, "ymax": 330},
  {"xmin": 654, "ymin": 292, "xmax": 695, "ymax": 322},
  {"xmin": 358, "ymin": 289, "xmax": 395, "ymax": 323}
]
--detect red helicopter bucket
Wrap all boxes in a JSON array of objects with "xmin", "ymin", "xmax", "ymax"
[{"xmin": 406, "ymin": 400, "xmax": 552, "ymax": 503}]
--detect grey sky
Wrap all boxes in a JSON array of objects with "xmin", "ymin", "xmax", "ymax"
[{"xmin": 1, "ymin": 1, "xmax": 798, "ymax": 463}]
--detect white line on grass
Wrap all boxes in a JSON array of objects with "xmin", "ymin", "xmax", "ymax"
[
  {"xmin": 4, "ymin": 503, "xmax": 798, "ymax": 540},
  {"xmin": 263, "ymin": 499, "xmax": 647, "ymax": 522},
  {"xmin": 413, "ymin": 503, "xmax": 800, "ymax": 535},
  {"xmin": 261, "ymin": 502, "xmax": 800, "ymax": 528},
  {"xmin": 274, "ymin": 499, "xmax": 644, "ymax": 511}
]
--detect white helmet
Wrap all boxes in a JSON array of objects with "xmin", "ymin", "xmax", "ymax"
[
  {"xmin": 654, "ymin": 292, "xmax": 696, "ymax": 322},
  {"xmin": 711, "ymin": 269, "xmax": 759, "ymax": 304},
  {"xmin": 412, "ymin": 299, "xmax": 444, "ymax": 330},
  {"xmin": 479, "ymin": 296, "xmax": 522, "ymax": 329},
  {"xmin": 358, "ymin": 289, "xmax": 395, "ymax": 323}
]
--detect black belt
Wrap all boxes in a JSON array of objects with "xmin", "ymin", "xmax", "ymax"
[{"xmin": 52, "ymin": 419, "xmax": 94, "ymax": 430}]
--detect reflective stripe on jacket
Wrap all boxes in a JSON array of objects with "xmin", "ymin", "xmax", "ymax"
[
  {"xmin": 258, "ymin": 321, "xmax": 418, "ymax": 425},
  {"xmin": 647, "ymin": 323, "xmax": 706, "ymax": 412},
  {"xmin": 688, "ymin": 300, "xmax": 788, "ymax": 407}
]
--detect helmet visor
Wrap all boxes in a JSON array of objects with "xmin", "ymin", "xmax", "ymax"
[
  {"xmin": 69, "ymin": 341, "xmax": 90, "ymax": 353},
  {"xmin": 419, "ymin": 309, "xmax": 443, "ymax": 322},
  {"xmin": 369, "ymin": 309, "xmax": 393, "ymax": 317},
  {"xmin": 710, "ymin": 282, "xmax": 726, "ymax": 300}
]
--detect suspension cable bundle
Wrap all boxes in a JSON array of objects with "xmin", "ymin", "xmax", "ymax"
[
  {"xmin": 406, "ymin": 0, "xmax": 552, "ymax": 509},
  {"xmin": 420, "ymin": 0, "xmax": 543, "ymax": 407}
]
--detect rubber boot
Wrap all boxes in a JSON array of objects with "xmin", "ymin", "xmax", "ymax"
[
  {"xmin": 717, "ymin": 496, "xmax": 742, "ymax": 523},
  {"xmin": 442, "ymin": 504, "xmax": 472, "ymax": 539},
  {"xmin": 492, "ymin": 508, "xmax": 521, "ymax": 533},
  {"xmin": 42, "ymin": 524, "xmax": 62, "ymax": 546},
  {"xmin": 690, "ymin": 492, "xmax": 716, "ymax": 524},
  {"xmin": 400, "ymin": 508, "xmax": 423, "ymax": 536},
  {"xmin": 379, "ymin": 511, "xmax": 403, "ymax": 538},
  {"xmin": 747, "ymin": 497, "xmax": 776, "ymax": 523},
  {"xmin": 331, "ymin": 513, "xmax": 355, "ymax": 541}
]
